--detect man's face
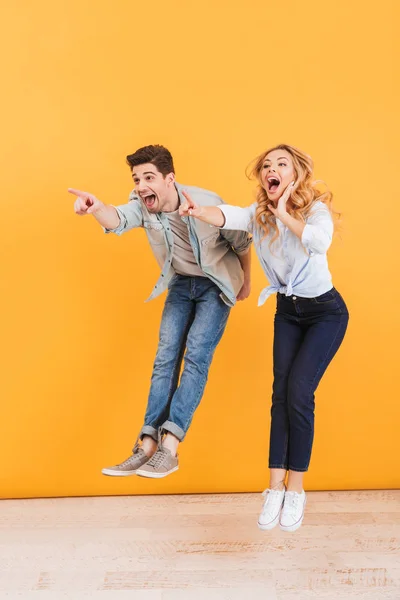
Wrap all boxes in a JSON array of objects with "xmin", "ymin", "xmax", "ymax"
[{"xmin": 131, "ymin": 163, "xmax": 175, "ymax": 213}]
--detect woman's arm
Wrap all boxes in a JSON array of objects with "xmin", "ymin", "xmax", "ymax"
[
  {"xmin": 179, "ymin": 191, "xmax": 225, "ymax": 226},
  {"xmin": 179, "ymin": 191, "xmax": 254, "ymax": 232},
  {"xmin": 269, "ymin": 183, "xmax": 333, "ymax": 254}
]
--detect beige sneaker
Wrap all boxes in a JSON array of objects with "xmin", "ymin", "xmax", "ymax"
[
  {"xmin": 102, "ymin": 447, "xmax": 150, "ymax": 477},
  {"xmin": 136, "ymin": 446, "xmax": 179, "ymax": 479}
]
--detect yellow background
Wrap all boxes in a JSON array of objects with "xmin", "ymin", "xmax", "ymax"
[{"xmin": 1, "ymin": 0, "xmax": 399, "ymax": 498}]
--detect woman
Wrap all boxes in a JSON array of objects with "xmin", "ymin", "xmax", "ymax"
[{"xmin": 179, "ymin": 144, "xmax": 349, "ymax": 532}]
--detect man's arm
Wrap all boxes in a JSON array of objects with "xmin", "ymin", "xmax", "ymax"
[
  {"xmin": 68, "ymin": 188, "xmax": 143, "ymax": 233},
  {"xmin": 236, "ymin": 248, "xmax": 252, "ymax": 301},
  {"xmin": 69, "ymin": 188, "xmax": 121, "ymax": 229}
]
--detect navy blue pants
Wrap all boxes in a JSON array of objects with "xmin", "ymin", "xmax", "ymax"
[{"xmin": 269, "ymin": 288, "xmax": 349, "ymax": 472}]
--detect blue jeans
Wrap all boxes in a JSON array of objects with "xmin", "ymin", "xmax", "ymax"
[
  {"xmin": 139, "ymin": 275, "xmax": 231, "ymax": 443},
  {"xmin": 269, "ymin": 288, "xmax": 349, "ymax": 472}
]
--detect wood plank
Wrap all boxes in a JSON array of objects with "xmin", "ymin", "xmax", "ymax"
[{"xmin": 0, "ymin": 491, "xmax": 398, "ymax": 598}]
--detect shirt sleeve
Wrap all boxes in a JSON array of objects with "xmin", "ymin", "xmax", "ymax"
[
  {"xmin": 219, "ymin": 203, "xmax": 256, "ymax": 234},
  {"xmin": 301, "ymin": 202, "xmax": 334, "ymax": 255},
  {"xmin": 220, "ymin": 228, "xmax": 253, "ymax": 255},
  {"xmin": 104, "ymin": 193, "xmax": 143, "ymax": 235}
]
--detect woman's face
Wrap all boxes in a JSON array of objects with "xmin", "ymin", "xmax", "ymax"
[{"xmin": 260, "ymin": 149, "xmax": 296, "ymax": 202}]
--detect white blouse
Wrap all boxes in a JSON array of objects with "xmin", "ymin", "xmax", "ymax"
[{"xmin": 220, "ymin": 201, "xmax": 334, "ymax": 306}]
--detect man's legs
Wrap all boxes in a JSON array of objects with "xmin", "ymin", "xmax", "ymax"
[
  {"xmin": 139, "ymin": 276, "xmax": 195, "ymax": 443},
  {"xmin": 102, "ymin": 276, "xmax": 194, "ymax": 476},
  {"xmin": 136, "ymin": 277, "xmax": 230, "ymax": 478},
  {"xmin": 165, "ymin": 278, "xmax": 231, "ymax": 439}
]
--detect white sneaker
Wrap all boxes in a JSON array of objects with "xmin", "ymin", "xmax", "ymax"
[
  {"xmin": 257, "ymin": 486, "xmax": 286, "ymax": 530},
  {"xmin": 279, "ymin": 490, "xmax": 307, "ymax": 532}
]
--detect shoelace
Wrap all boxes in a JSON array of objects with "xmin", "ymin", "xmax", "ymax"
[
  {"xmin": 131, "ymin": 436, "xmax": 141, "ymax": 454},
  {"xmin": 284, "ymin": 492, "xmax": 300, "ymax": 514},
  {"xmin": 261, "ymin": 488, "xmax": 283, "ymax": 507},
  {"xmin": 119, "ymin": 448, "xmax": 145, "ymax": 467},
  {"xmin": 146, "ymin": 447, "xmax": 169, "ymax": 469}
]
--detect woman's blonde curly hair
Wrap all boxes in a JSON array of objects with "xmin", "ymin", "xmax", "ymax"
[{"xmin": 247, "ymin": 144, "xmax": 338, "ymax": 245}]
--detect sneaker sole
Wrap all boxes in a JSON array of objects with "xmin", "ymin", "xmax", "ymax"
[
  {"xmin": 101, "ymin": 469, "xmax": 138, "ymax": 477},
  {"xmin": 136, "ymin": 466, "xmax": 179, "ymax": 479},
  {"xmin": 279, "ymin": 517, "xmax": 304, "ymax": 532},
  {"xmin": 279, "ymin": 497, "xmax": 307, "ymax": 532}
]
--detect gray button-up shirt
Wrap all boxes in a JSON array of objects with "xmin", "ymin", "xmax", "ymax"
[{"xmin": 105, "ymin": 183, "xmax": 252, "ymax": 307}]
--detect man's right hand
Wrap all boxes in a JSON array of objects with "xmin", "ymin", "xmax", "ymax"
[{"xmin": 68, "ymin": 188, "xmax": 105, "ymax": 216}]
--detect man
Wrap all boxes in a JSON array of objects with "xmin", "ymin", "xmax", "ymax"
[{"xmin": 69, "ymin": 145, "xmax": 252, "ymax": 478}]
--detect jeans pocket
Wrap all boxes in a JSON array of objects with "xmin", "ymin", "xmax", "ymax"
[{"xmin": 314, "ymin": 289, "xmax": 336, "ymax": 304}]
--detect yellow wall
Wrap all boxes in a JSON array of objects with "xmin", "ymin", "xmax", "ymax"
[{"xmin": 1, "ymin": 0, "xmax": 399, "ymax": 498}]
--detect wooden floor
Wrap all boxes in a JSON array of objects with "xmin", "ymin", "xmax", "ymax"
[{"xmin": 0, "ymin": 490, "xmax": 399, "ymax": 599}]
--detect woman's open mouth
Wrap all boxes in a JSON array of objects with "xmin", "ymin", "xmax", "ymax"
[{"xmin": 267, "ymin": 176, "xmax": 281, "ymax": 194}]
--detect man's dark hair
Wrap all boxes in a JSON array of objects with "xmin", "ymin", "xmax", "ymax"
[{"xmin": 126, "ymin": 145, "xmax": 175, "ymax": 176}]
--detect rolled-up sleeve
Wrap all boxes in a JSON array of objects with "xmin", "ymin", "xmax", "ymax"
[
  {"xmin": 104, "ymin": 195, "xmax": 143, "ymax": 235},
  {"xmin": 301, "ymin": 203, "xmax": 334, "ymax": 255},
  {"xmin": 223, "ymin": 229, "xmax": 252, "ymax": 255}
]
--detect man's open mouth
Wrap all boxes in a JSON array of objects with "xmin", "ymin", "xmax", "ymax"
[
  {"xmin": 142, "ymin": 193, "xmax": 156, "ymax": 208},
  {"xmin": 267, "ymin": 177, "xmax": 281, "ymax": 193}
]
